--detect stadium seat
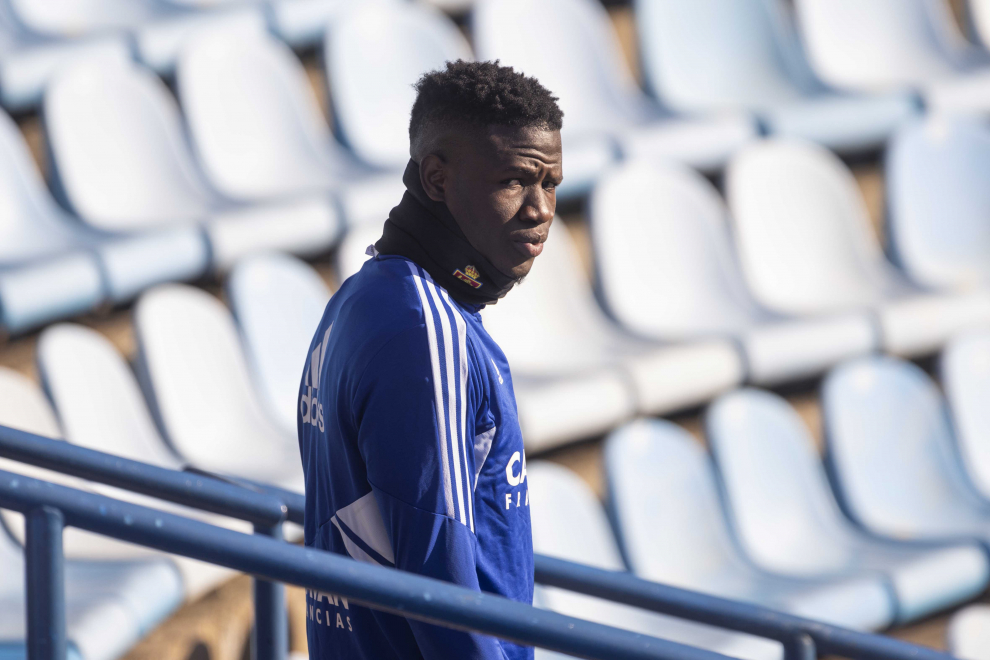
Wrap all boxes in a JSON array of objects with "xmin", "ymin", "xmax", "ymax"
[
  {"xmin": 5, "ymin": 0, "xmax": 266, "ymax": 74},
  {"xmin": 886, "ymin": 115, "xmax": 990, "ymax": 290},
  {"xmin": 604, "ymin": 419, "xmax": 895, "ymax": 631},
  {"xmin": 472, "ymin": 0, "xmax": 757, "ymax": 199},
  {"xmin": 36, "ymin": 323, "xmax": 248, "ymax": 598},
  {"xmin": 972, "ymin": 0, "xmax": 990, "ymax": 50},
  {"xmin": 0, "ymin": 5, "xmax": 130, "ymax": 112},
  {"xmin": 44, "ymin": 56, "xmax": 341, "ymax": 273},
  {"xmin": 335, "ymin": 224, "xmax": 382, "ymax": 284},
  {"xmin": 708, "ymin": 387, "xmax": 990, "ymax": 623},
  {"xmin": 943, "ymin": 331, "xmax": 990, "ymax": 501},
  {"xmin": 824, "ymin": 355, "xmax": 990, "ymax": 546},
  {"xmin": 947, "ymin": 603, "xmax": 990, "ymax": 660},
  {"xmin": 226, "ymin": 253, "xmax": 332, "ymax": 439},
  {"xmin": 633, "ymin": 0, "xmax": 919, "ymax": 153},
  {"xmin": 177, "ymin": 22, "xmax": 405, "ymax": 228},
  {"xmin": 0, "ymin": 105, "xmax": 209, "ymax": 334},
  {"xmin": 527, "ymin": 461, "xmax": 783, "ymax": 660},
  {"xmin": 0, "ymin": 529, "xmax": 183, "ymax": 660},
  {"xmin": 794, "ymin": 0, "xmax": 990, "ymax": 115},
  {"xmin": 134, "ymin": 284, "xmax": 305, "ymax": 490},
  {"xmin": 590, "ymin": 159, "xmax": 877, "ymax": 385},
  {"xmin": 726, "ymin": 138, "xmax": 990, "ymax": 357},
  {"xmin": 324, "ymin": 2, "xmax": 472, "ymax": 171},
  {"xmin": 482, "ymin": 221, "xmax": 744, "ymax": 452}
]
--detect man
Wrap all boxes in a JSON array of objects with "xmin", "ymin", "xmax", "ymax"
[{"xmin": 297, "ymin": 59, "xmax": 563, "ymax": 659}]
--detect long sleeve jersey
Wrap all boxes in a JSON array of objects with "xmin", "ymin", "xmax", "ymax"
[{"xmin": 298, "ymin": 253, "xmax": 534, "ymax": 660}]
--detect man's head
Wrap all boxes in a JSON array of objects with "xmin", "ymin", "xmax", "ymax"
[{"xmin": 409, "ymin": 60, "xmax": 563, "ymax": 280}]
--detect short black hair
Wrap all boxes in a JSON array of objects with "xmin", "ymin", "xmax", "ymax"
[{"xmin": 409, "ymin": 60, "xmax": 563, "ymax": 152}]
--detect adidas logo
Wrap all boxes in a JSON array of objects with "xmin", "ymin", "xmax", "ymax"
[{"xmin": 300, "ymin": 324, "xmax": 331, "ymax": 432}]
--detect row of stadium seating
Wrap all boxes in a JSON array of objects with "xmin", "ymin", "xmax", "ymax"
[
  {"xmin": 5, "ymin": 248, "xmax": 990, "ymax": 656},
  {"xmin": 6, "ymin": 0, "xmax": 990, "ymax": 335}
]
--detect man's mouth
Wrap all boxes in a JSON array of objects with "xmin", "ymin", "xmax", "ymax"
[{"xmin": 511, "ymin": 232, "xmax": 546, "ymax": 258}]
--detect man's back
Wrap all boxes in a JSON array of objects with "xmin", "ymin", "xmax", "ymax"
[{"xmin": 298, "ymin": 254, "xmax": 533, "ymax": 659}]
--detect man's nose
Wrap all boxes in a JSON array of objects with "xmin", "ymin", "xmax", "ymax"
[{"xmin": 520, "ymin": 186, "xmax": 555, "ymax": 224}]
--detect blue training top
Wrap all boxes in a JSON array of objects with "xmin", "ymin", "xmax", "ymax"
[{"xmin": 298, "ymin": 253, "xmax": 534, "ymax": 660}]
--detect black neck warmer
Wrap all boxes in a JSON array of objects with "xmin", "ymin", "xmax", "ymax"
[{"xmin": 375, "ymin": 160, "xmax": 517, "ymax": 307}]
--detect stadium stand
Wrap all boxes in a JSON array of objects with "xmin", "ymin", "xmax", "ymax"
[
  {"xmin": 324, "ymin": 2, "xmax": 472, "ymax": 171},
  {"xmin": 177, "ymin": 19, "xmax": 406, "ymax": 229},
  {"xmin": 603, "ymin": 418, "xmax": 895, "ymax": 631},
  {"xmin": 726, "ymin": 138, "xmax": 990, "ymax": 357},
  {"xmin": 942, "ymin": 331, "xmax": 990, "ymax": 500},
  {"xmin": 590, "ymin": 158, "xmax": 877, "ymax": 385},
  {"xmin": 526, "ymin": 460, "xmax": 784, "ymax": 660},
  {"xmin": 707, "ymin": 388, "xmax": 990, "ymax": 623},
  {"xmin": 134, "ymin": 284, "xmax": 304, "ymax": 491},
  {"xmin": 886, "ymin": 114, "xmax": 990, "ymax": 290},
  {"xmin": 482, "ymin": 221, "xmax": 743, "ymax": 451},
  {"xmin": 43, "ymin": 56, "xmax": 340, "ymax": 273},
  {"xmin": 472, "ymin": 0, "xmax": 757, "ymax": 199},
  {"xmin": 823, "ymin": 356, "xmax": 990, "ymax": 548},
  {"xmin": 633, "ymin": 0, "xmax": 920, "ymax": 153},
  {"xmin": 794, "ymin": 0, "xmax": 990, "ymax": 115},
  {"xmin": 226, "ymin": 252, "xmax": 333, "ymax": 439}
]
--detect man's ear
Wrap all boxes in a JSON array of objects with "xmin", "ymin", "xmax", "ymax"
[{"xmin": 419, "ymin": 153, "xmax": 447, "ymax": 203}]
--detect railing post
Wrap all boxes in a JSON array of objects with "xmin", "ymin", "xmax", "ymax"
[
  {"xmin": 26, "ymin": 506, "xmax": 66, "ymax": 660},
  {"xmin": 253, "ymin": 523, "xmax": 286, "ymax": 660},
  {"xmin": 783, "ymin": 634, "xmax": 815, "ymax": 660}
]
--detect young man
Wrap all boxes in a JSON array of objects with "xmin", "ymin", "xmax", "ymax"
[{"xmin": 297, "ymin": 60, "xmax": 563, "ymax": 659}]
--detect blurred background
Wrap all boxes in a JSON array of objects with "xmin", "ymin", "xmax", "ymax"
[{"xmin": 3, "ymin": 0, "xmax": 990, "ymax": 658}]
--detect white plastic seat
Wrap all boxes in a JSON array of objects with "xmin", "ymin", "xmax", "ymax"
[
  {"xmin": 325, "ymin": 2, "xmax": 472, "ymax": 171},
  {"xmin": 604, "ymin": 419, "xmax": 895, "ymax": 631},
  {"xmin": 708, "ymin": 387, "xmax": 990, "ymax": 623},
  {"xmin": 177, "ymin": 22, "xmax": 404, "ymax": 228},
  {"xmin": 947, "ymin": 603, "xmax": 990, "ymax": 660},
  {"xmin": 135, "ymin": 284, "xmax": 304, "ymax": 490},
  {"xmin": 886, "ymin": 115, "xmax": 990, "ymax": 290},
  {"xmin": 226, "ymin": 253, "xmax": 332, "ymax": 438},
  {"xmin": 591, "ymin": 159, "xmax": 876, "ymax": 385},
  {"xmin": 634, "ymin": 0, "xmax": 919, "ymax": 153},
  {"xmin": 44, "ymin": 57, "xmax": 341, "ymax": 273},
  {"xmin": 482, "ymin": 221, "xmax": 743, "ymax": 451},
  {"xmin": 726, "ymin": 138, "xmax": 990, "ymax": 357},
  {"xmin": 473, "ymin": 0, "xmax": 757, "ymax": 198},
  {"xmin": 5, "ymin": 0, "xmax": 266, "ymax": 74},
  {"xmin": 527, "ymin": 461, "xmax": 783, "ymax": 660},
  {"xmin": 943, "ymin": 331, "xmax": 990, "ymax": 501},
  {"xmin": 0, "ymin": 103, "xmax": 209, "ymax": 334},
  {"xmin": 972, "ymin": 0, "xmax": 990, "ymax": 50},
  {"xmin": 824, "ymin": 355, "xmax": 990, "ymax": 548},
  {"xmin": 794, "ymin": 0, "xmax": 990, "ymax": 115},
  {"xmin": 36, "ymin": 323, "xmax": 251, "ymax": 598},
  {"xmin": 0, "ymin": 529, "xmax": 183, "ymax": 660}
]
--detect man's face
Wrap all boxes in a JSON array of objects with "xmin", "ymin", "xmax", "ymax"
[{"xmin": 421, "ymin": 124, "xmax": 562, "ymax": 280}]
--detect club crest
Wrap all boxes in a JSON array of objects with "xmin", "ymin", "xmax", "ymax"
[{"xmin": 453, "ymin": 265, "xmax": 483, "ymax": 289}]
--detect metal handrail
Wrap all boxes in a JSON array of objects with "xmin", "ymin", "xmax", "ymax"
[
  {"xmin": 0, "ymin": 425, "xmax": 956, "ymax": 660},
  {"xmin": 0, "ymin": 467, "xmax": 730, "ymax": 660}
]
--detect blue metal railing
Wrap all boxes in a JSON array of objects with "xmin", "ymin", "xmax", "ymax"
[{"xmin": 0, "ymin": 425, "xmax": 955, "ymax": 660}]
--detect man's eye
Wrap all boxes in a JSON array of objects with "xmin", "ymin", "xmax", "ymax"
[
  {"xmin": 503, "ymin": 179, "xmax": 522, "ymax": 187},
  {"xmin": 543, "ymin": 180, "xmax": 558, "ymax": 190}
]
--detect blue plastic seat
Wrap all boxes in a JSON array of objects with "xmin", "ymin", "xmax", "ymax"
[
  {"xmin": 707, "ymin": 387, "xmax": 990, "ymax": 623},
  {"xmin": 226, "ymin": 253, "xmax": 332, "ymax": 439},
  {"xmin": 0, "ymin": 525, "xmax": 183, "ymax": 660},
  {"xmin": 795, "ymin": 0, "xmax": 990, "ymax": 115},
  {"xmin": 590, "ymin": 159, "xmax": 877, "ymax": 385},
  {"xmin": 824, "ymin": 355, "xmax": 990, "ymax": 550},
  {"xmin": 177, "ymin": 21, "xmax": 404, "ymax": 228},
  {"xmin": 0, "ymin": 103, "xmax": 208, "ymax": 334},
  {"xmin": 472, "ymin": 0, "xmax": 757, "ymax": 199},
  {"xmin": 634, "ymin": 0, "xmax": 919, "ymax": 153},
  {"xmin": 604, "ymin": 419, "xmax": 895, "ymax": 631},
  {"xmin": 44, "ymin": 56, "xmax": 341, "ymax": 273},
  {"xmin": 727, "ymin": 138, "xmax": 990, "ymax": 357},
  {"xmin": 324, "ymin": 2, "xmax": 471, "ymax": 172},
  {"xmin": 886, "ymin": 115, "xmax": 990, "ymax": 290},
  {"xmin": 527, "ymin": 461, "xmax": 783, "ymax": 660},
  {"xmin": 942, "ymin": 331, "xmax": 990, "ymax": 502}
]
